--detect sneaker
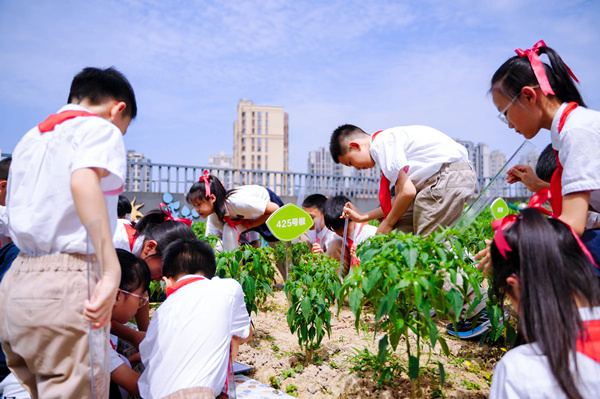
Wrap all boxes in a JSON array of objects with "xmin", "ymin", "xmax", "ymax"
[{"xmin": 446, "ymin": 309, "xmax": 491, "ymax": 340}]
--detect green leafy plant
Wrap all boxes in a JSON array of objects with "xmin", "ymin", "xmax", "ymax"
[
  {"xmin": 339, "ymin": 230, "xmax": 484, "ymax": 398},
  {"xmin": 268, "ymin": 376, "xmax": 281, "ymax": 390},
  {"xmin": 284, "ymin": 253, "xmax": 342, "ymax": 363},
  {"xmin": 148, "ymin": 280, "xmax": 164, "ymax": 303},
  {"xmin": 274, "ymin": 242, "xmax": 310, "ymax": 267},
  {"xmin": 348, "ymin": 348, "xmax": 405, "ymax": 389},
  {"xmin": 285, "ymin": 384, "xmax": 298, "ymax": 396},
  {"xmin": 215, "ymin": 246, "xmax": 277, "ymax": 315},
  {"xmin": 190, "ymin": 221, "xmax": 221, "ymax": 248}
]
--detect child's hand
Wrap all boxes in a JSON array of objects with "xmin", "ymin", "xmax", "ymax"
[
  {"xmin": 342, "ymin": 202, "xmax": 366, "ymax": 222},
  {"xmin": 312, "ymin": 243, "xmax": 323, "ymax": 254},
  {"xmin": 84, "ymin": 275, "xmax": 120, "ymax": 329},
  {"xmin": 128, "ymin": 352, "xmax": 142, "ymax": 367},
  {"xmin": 376, "ymin": 218, "xmax": 393, "ymax": 235},
  {"xmin": 349, "ymin": 244, "xmax": 356, "ymax": 259},
  {"xmin": 506, "ymin": 165, "xmax": 549, "ymax": 192},
  {"xmin": 476, "ymin": 239, "xmax": 493, "ymax": 276}
]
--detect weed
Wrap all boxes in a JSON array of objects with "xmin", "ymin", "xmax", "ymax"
[
  {"xmin": 285, "ymin": 384, "xmax": 298, "ymax": 397},
  {"xmin": 460, "ymin": 380, "xmax": 481, "ymax": 390},
  {"xmin": 347, "ymin": 348, "xmax": 404, "ymax": 389},
  {"xmin": 281, "ymin": 368, "xmax": 295, "ymax": 379},
  {"xmin": 268, "ymin": 376, "xmax": 280, "ymax": 390}
]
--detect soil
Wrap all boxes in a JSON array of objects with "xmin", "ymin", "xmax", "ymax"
[{"xmin": 236, "ymin": 290, "xmax": 503, "ymax": 399}]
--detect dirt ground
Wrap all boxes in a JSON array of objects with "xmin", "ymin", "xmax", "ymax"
[{"xmin": 236, "ymin": 290, "xmax": 503, "ymax": 399}]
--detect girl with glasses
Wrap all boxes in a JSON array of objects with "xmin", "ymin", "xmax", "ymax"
[
  {"xmin": 478, "ymin": 41, "xmax": 600, "ymax": 276},
  {"xmin": 489, "ymin": 206, "xmax": 600, "ymax": 399}
]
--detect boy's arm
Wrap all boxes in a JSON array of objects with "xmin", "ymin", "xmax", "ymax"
[
  {"xmin": 377, "ymin": 169, "xmax": 415, "ymax": 235},
  {"xmin": 343, "ymin": 202, "xmax": 385, "ymax": 223},
  {"xmin": 560, "ymin": 191, "xmax": 591, "ymax": 236},
  {"xmin": 111, "ymin": 364, "xmax": 141, "ymax": 396},
  {"xmin": 72, "ymin": 167, "xmax": 121, "ymax": 329},
  {"xmin": 506, "ymin": 165, "xmax": 550, "ymax": 192},
  {"xmin": 110, "ymin": 321, "xmax": 146, "ymax": 349},
  {"xmin": 246, "ymin": 201, "xmax": 280, "ymax": 229}
]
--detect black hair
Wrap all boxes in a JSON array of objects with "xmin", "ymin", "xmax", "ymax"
[
  {"xmin": 134, "ymin": 209, "xmax": 196, "ymax": 258},
  {"xmin": 117, "ymin": 195, "xmax": 132, "ymax": 218},
  {"xmin": 116, "ymin": 249, "xmax": 151, "ymax": 294},
  {"xmin": 68, "ymin": 67, "xmax": 137, "ymax": 119},
  {"xmin": 323, "ymin": 195, "xmax": 352, "ymax": 231},
  {"xmin": 186, "ymin": 174, "xmax": 235, "ymax": 223},
  {"xmin": 162, "ymin": 237, "xmax": 216, "ymax": 279},
  {"xmin": 329, "ymin": 124, "xmax": 368, "ymax": 164},
  {"xmin": 0, "ymin": 157, "xmax": 11, "ymax": 181},
  {"xmin": 302, "ymin": 194, "xmax": 327, "ymax": 211},
  {"xmin": 535, "ymin": 144, "xmax": 557, "ymax": 183},
  {"xmin": 491, "ymin": 45, "xmax": 586, "ymax": 107},
  {"xmin": 491, "ymin": 209, "xmax": 600, "ymax": 399}
]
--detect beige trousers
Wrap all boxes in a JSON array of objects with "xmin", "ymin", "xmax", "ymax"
[
  {"xmin": 0, "ymin": 253, "xmax": 107, "ymax": 399},
  {"xmin": 162, "ymin": 386, "xmax": 217, "ymax": 399},
  {"xmin": 394, "ymin": 161, "xmax": 476, "ymax": 236}
]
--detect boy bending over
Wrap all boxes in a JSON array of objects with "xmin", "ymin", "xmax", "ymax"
[
  {"xmin": 139, "ymin": 237, "xmax": 252, "ymax": 398},
  {"xmin": 329, "ymin": 124, "xmax": 475, "ymax": 236}
]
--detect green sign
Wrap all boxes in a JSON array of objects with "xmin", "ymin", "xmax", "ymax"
[
  {"xmin": 490, "ymin": 197, "xmax": 509, "ymax": 220},
  {"xmin": 266, "ymin": 203, "xmax": 314, "ymax": 241}
]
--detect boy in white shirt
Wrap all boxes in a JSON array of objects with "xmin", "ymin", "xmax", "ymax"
[
  {"xmin": 139, "ymin": 237, "xmax": 252, "ymax": 398},
  {"xmin": 323, "ymin": 195, "xmax": 377, "ymax": 275},
  {"xmin": 0, "ymin": 67, "xmax": 136, "ymax": 398},
  {"xmin": 301, "ymin": 194, "xmax": 342, "ymax": 258},
  {"xmin": 329, "ymin": 124, "xmax": 476, "ymax": 236}
]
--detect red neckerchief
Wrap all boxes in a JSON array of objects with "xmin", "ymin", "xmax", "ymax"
[
  {"xmin": 223, "ymin": 215, "xmax": 251, "ymax": 246},
  {"xmin": 550, "ymin": 102, "xmax": 579, "ymax": 217},
  {"xmin": 110, "ymin": 339, "xmax": 116, "ymax": 351},
  {"xmin": 346, "ymin": 222, "xmax": 367, "ymax": 270},
  {"xmin": 371, "ymin": 131, "xmax": 392, "ymax": 216},
  {"xmin": 165, "ymin": 276, "xmax": 205, "ymax": 297},
  {"xmin": 124, "ymin": 223, "xmax": 137, "ymax": 252},
  {"xmin": 576, "ymin": 320, "xmax": 600, "ymax": 363},
  {"xmin": 38, "ymin": 110, "xmax": 98, "ymax": 133}
]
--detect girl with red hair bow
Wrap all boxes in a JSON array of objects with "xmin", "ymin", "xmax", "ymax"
[{"xmin": 489, "ymin": 206, "xmax": 600, "ymax": 399}]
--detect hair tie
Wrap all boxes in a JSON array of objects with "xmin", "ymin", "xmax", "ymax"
[
  {"xmin": 515, "ymin": 40, "xmax": 580, "ymax": 96},
  {"xmin": 159, "ymin": 203, "xmax": 192, "ymax": 227},
  {"xmin": 199, "ymin": 170, "xmax": 211, "ymax": 198},
  {"xmin": 492, "ymin": 189, "xmax": 552, "ymax": 259}
]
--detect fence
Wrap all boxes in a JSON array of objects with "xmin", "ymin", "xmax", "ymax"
[{"xmin": 125, "ymin": 160, "xmax": 531, "ymax": 199}]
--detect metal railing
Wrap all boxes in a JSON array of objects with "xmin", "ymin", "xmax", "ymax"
[{"xmin": 126, "ymin": 160, "xmax": 531, "ymax": 199}]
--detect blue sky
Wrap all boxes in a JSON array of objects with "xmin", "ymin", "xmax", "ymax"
[{"xmin": 1, "ymin": 0, "xmax": 599, "ymax": 173}]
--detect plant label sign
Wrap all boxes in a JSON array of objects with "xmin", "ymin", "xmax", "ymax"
[
  {"xmin": 490, "ymin": 197, "xmax": 509, "ymax": 220},
  {"xmin": 266, "ymin": 203, "xmax": 314, "ymax": 241}
]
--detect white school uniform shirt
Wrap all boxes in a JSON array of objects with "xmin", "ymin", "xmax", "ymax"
[
  {"xmin": 551, "ymin": 103, "xmax": 600, "ymax": 213},
  {"xmin": 138, "ymin": 275, "xmax": 251, "ymax": 398},
  {"xmin": 205, "ymin": 185, "xmax": 271, "ymax": 251},
  {"xmin": 112, "ymin": 219, "xmax": 145, "ymax": 256},
  {"xmin": 349, "ymin": 222, "xmax": 377, "ymax": 247},
  {"xmin": 370, "ymin": 126, "xmax": 468, "ymax": 191},
  {"xmin": 6, "ymin": 104, "xmax": 126, "ymax": 255},
  {"xmin": 0, "ymin": 205, "xmax": 9, "ymax": 247},
  {"xmin": 489, "ymin": 307, "xmax": 600, "ymax": 399}
]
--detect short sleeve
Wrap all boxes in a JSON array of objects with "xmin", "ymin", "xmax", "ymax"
[
  {"xmin": 227, "ymin": 186, "xmax": 270, "ymax": 220},
  {"xmin": 206, "ymin": 214, "xmax": 224, "ymax": 237},
  {"xmin": 71, "ymin": 118, "xmax": 126, "ymax": 192},
  {"xmin": 559, "ymin": 126, "xmax": 600, "ymax": 195},
  {"xmin": 230, "ymin": 281, "xmax": 251, "ymax": 339},
  {"xmin": 370, "ymin": 130, "xmax": 408, "ymax": 186},
  {"xmin": 109, "ymin": 345, "xmax": 124, "ymax": 373}
]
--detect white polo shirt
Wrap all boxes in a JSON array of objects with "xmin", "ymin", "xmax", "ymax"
[
  {"xmin": 551, "ymin": 103, "xmax": 600, "ymax": 212},
  {"xmin": 138, "ymin": 276, "xmax": 251, "ymax": 398},
  {"xmin": 370, "ymin": 126, "xmax": 468, "ymax": 191},
  {"xmin": 7, "ymin": 104, "xmax": 126, "ymax": 255}
]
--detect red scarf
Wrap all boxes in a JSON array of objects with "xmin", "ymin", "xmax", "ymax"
[
  {"xmin": 577, "ymin": 320, "xmax": 600, "ymax": 363},
  {"xmin": 38, "ymin": 110, "xmax": 98, "ymax": 133},
  {"xmin": 165, "ymin": 276, "xmax": 205, "ymax": 297},
  {"xmin": 549, "ymin": 102, "xmax": 579, "ymax": 217},
  {"xmin": 223, "ymin": 216, "xmax": 251, "ymax": 246}
]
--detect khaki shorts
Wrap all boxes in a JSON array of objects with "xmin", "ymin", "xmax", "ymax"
[
  {"xmin": 0, "ymin": 253, "xmax": 107, "ymax": 399},
  {"xmin": 394, "ymin": 161, "xmax": 476, "ymax": 236},
  {"xmin": 162, "ymin": 387, "xmax": 218, "ymax": 399}
]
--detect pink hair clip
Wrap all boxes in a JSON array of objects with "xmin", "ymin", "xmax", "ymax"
[{"xmin": 199, "ymin": 170, "xmax": 211, "ymax": 198}]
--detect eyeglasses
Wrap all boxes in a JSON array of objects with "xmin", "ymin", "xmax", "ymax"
[
  {"xmin": 121, "ymin": 289, "xmax": 149, "ymax": 307},
  {"xmin": 497, "ymin": 85, "xmax": 539, "ymax": 125}
]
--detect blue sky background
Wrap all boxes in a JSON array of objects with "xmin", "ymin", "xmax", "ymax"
[{"xmin": 1, "ymin": 0, "xmax": 599, "ymax": 173}]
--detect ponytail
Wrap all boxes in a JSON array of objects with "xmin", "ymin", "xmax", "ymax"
[
  {"xmin": 491, "ymin": 209, "xmax": 600, "ymax": 399},
  {"xmin": 491, "ymin": 43, "xmax": 586, "ymax": 107}
]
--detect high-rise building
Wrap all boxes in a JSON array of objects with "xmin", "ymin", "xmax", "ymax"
[
  {"xmin": 233, "ymin": 99, "xmax": 289, "ymax": 172},
  {"xmin": 455, "ymin": 139, "xmax": 477, "ymax": 169},
  {"xmin": 521, "ymin": 151, "xmax": 539, "ymax": 170},
  {"xmin": 307, "ymin": 147, "xmax": 354, "ymax": 177},
  {"xmin": 208, "ymin": 151, "xmax": 233, "ymax": 168},
  {"xmin": 474, "ymin": 143, "xmax": 490, "ymax": 179},
  {"xmin": 490, "ymin": 149, "xmax": 507, "ymax": 177},
  {"xmin": 126, "ymin": 150, "xmax": 151, "ymax": 192}
]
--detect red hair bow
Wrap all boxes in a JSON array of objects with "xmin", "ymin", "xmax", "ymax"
[
  {"xmin": 199, "ymin": 170, "xmax": 211, "ymax": 198},
  {"xmin": 159, "ymin": 203, "xmax": 192, "ymax": 227},
  {"xmin": 515, "ymin": 40, "xmax": 579, "ymax": 96},
  {"xmin": 492, "ymin": 189, "xmax": 552, "ymax": 259}
]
